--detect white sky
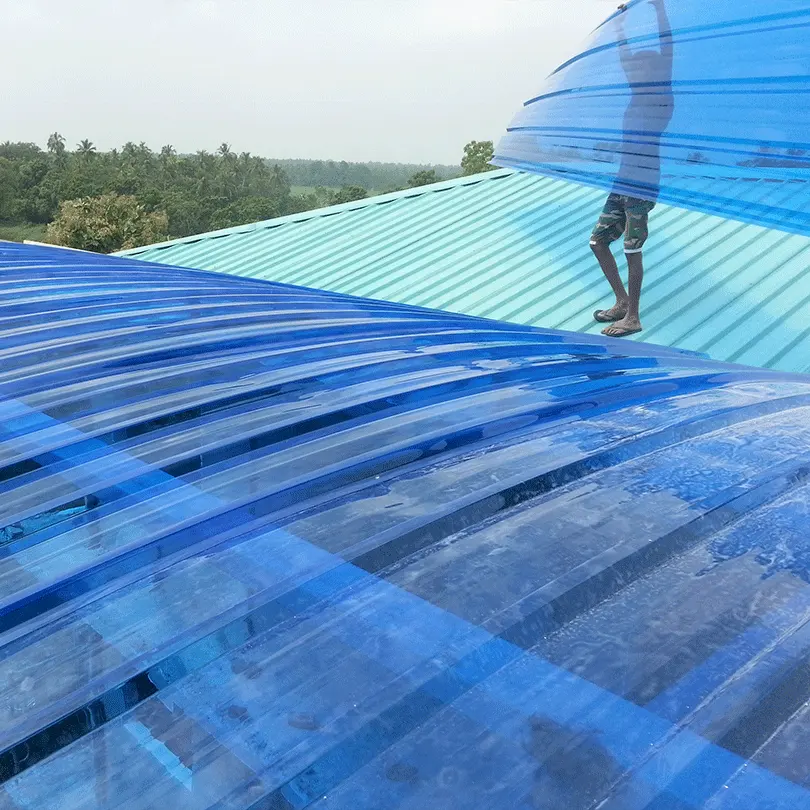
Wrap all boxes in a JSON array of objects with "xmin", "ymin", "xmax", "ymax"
[{"xmin": 2, "ymin": 0, "xmax": 614, "ymax": 164}]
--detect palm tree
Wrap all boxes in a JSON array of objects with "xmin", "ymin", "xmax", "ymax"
[
  {"xmin": 196, "ymin": 150, "xmax": 214, "ymax": 170},
  {"xmin": 238, "ymin": 152, "xmax": 255, "ymax": 193},
  {"xmin": 47, "ymin": 132, "xmax": 66, "ymax": 156},
  {"xmin": 217, "ymin": 142, "xmax": 233, "ymax": 159},
  {"xmin": 77, "ymin": 139, "xmax": 96, "ymax": 159},
  {"xmin": 159, "ymin": 145, "xmax": 177, "ymax": 190},
  {"xmin": 269, "ymin": 164, "xmax": 290, "ymax": 197}
]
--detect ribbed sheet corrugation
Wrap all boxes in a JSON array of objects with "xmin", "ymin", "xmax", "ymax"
[
  {"xmin": 6, "ymin": 242, "xmax": 810, "ymax": 808},
  {"xmin": 495, "ymin": 1, "xmax": 810, "ymax": 237},
  {"xmin": 120, "ymin": 170, "xmax": 810, "ymax": 374}
]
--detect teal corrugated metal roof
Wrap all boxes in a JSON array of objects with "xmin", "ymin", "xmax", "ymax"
[{"xmin": 120, "ymin": 169, "xmax": 810, "ymax": 373}]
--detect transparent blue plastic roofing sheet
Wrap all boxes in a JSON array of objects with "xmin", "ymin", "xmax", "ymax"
[
  {"xmin": 4, "ymin": 242, "xmax": 810, "ymax": 808},
  {"xmin": 495, "ymin": 1, "xmax": 810, "ymax": 235}
]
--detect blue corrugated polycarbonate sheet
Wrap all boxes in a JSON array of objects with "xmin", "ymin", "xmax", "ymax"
[
  {"xmin": 495, "ymin": 0, "xmax": 810, "ymax": 235},
  {"xmin": 5, "ymin": 241, "xmax": 810, "ymax": 808}
]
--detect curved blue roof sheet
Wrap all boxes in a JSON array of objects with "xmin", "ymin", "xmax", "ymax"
[
  {"xmin": 494, "ymin": 0, "xmax": 810, "ymax": 237},
  {"xmin": 3, "ymin": 241, "xmax": 810, "ymax": 809}
]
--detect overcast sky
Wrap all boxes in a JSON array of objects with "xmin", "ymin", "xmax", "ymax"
[{"xmin": 2, "ymin": 0, "xmax": 613, "ymax": 165}]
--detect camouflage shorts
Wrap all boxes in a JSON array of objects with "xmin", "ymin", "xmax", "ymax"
[{"xmin": 590, "ymin": 193, "xmax": 656, "ymax": 254}]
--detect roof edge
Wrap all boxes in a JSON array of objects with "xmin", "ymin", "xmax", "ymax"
[{"xmin": 117, "ymin": 168, "xmax": 518, "ymax": 257}]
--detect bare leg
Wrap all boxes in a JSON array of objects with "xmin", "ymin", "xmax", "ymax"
[
  {"xmin": 590, "ymin": 241, "xmax": 628, "ymax": 319},
  {"xmin": 625, "ymin": 251, "xmax": 643, "ymax": 321},
  {"xmin": 603, "ymin": 251, "xmax": 643, "ymax": 336}
]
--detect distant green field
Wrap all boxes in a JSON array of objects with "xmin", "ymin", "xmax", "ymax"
[
  {"xmin": 0, "ymin": 223, "xmax": 48, "ymax": 243},
  {"xmin": 291, "ymin": 185, "xmax": 408, "ymax": 200},
  {"xmin": 290, "ymin": 186, "xmax": 339, "ymax": 195}
]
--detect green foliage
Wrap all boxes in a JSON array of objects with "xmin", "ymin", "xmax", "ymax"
[
  {"xmin": 0, "ymin": 138, "xmax": 302, "ymax": 239},
  {"xmin": 461, "ymin": 140, "xmax": 496, "ymax": 176},
  {"xmin": 209, "ymin": 196, "xmax": 284, "ymax": 230},
  {"xmin": 46, "ymin": 193, "xmax": 169, "ymax": 253},
  {"xmin": 0, "ymin": 142, "xmax": 43, "ymax": 160},
  {"xmin": 47, "ymin": 132, "xmax": 66, "ymax": 157},
  {"xmin": 77, "ymin": 139, "xmax": 96, "ymax": 159},
  {"xmin": 0, "ymin": 137, "xmax": 471, "ymax": 245},
  {"xmin": 330, "ymin": 186, "xmax": 368, "ymax": 205},
  {"xmin": 407, "ymin": 169, "xmax": 439, "ymax": 188},
  {"xmin": 158, "ymin": 191, "xmax": 215, "ymax": 239}
]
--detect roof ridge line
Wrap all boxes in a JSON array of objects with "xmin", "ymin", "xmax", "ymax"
[{"xmin": 117, "ymin": 169, "xmax": 518, "ymax": 256}]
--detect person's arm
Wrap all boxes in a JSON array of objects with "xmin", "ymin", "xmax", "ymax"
[
  {"xmin": 650, "ymin": 0, "xmax": 674, "ymax": 78},
  {"xmin": 615, "ymin": 5, "xmax": 634, "ymax": 79}
]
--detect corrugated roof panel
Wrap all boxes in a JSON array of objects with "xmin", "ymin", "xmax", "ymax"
[
  {"xmin": 494, "ymin": 0, "xmax": 810, "ymax": 237},
  {"xmin": 121, "ymin": 171, "xmax": 810, "ymax": 374},
  {"xmin": 6, "ymin": 242, "xmax": 810, "ymax": 807}
]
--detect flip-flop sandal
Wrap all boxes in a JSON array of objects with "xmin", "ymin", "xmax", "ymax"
[
  {"xmin": 594, "ymin": 309, "xmax": 627, "ymax": 323},
  {"xmin": 601, "ymin": 324, "xmax": 642, "ymax": 338}
]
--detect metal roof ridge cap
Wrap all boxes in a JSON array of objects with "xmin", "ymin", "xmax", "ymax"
[{"xmin": 115, "ymin": 169, "xmax": 521, "ymax": 256}]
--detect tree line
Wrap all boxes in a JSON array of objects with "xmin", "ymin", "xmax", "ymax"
[{"xmin": 0, "ymin": 134, "xmax": 496, "ymax": 251}]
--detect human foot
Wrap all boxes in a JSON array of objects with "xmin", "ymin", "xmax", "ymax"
[
  {"xmin": 601, "ymin": 315, "xmax": 642, "ymax": 337},
  {"xmin": 594, "ymin": 302, "xmax": 628, "ymax": 323}
]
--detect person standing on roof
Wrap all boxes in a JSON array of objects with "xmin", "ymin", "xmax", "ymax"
[{"xmin": 590, "ymin": 0, "xmax": 674, "ymax": 338}]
